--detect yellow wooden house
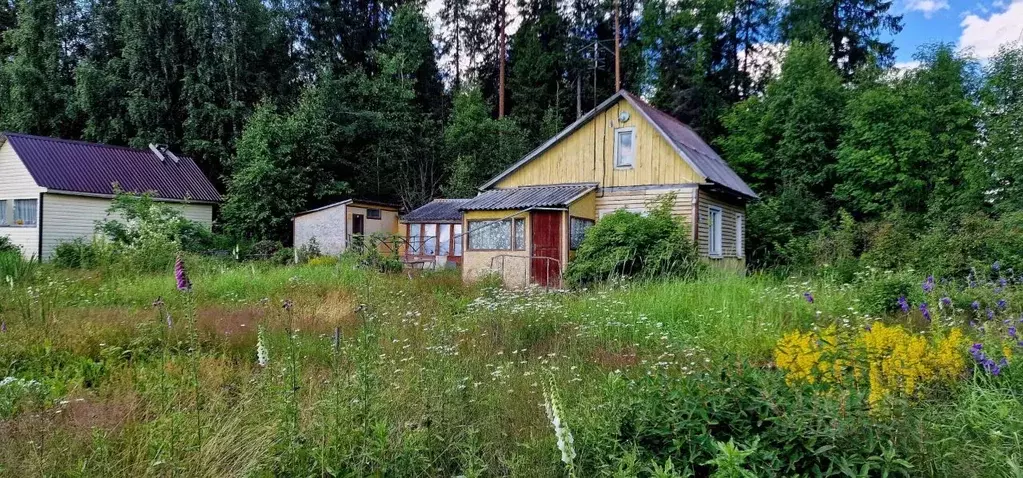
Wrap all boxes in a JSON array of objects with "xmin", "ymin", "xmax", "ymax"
[{"xmin": 458, "ymin": 90, "xmax": 758, "ymax": 288}]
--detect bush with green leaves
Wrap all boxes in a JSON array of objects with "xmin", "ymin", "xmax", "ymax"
[
  {"xmin": 564, "ymin": 195, "xmax": 703, "ymax": 286},
  {"xmin": 51, "ymin": 238, "xmax": 114, "ymax": 270},
  {"xmin": 0, "ymin": 236, "xmax": 20, "ymax": 254}
]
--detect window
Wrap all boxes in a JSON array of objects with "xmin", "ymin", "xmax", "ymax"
[
  {"xmin": 614, "ymin": 127, "xmax": 635, "ymax": 168},
  {"xmin": 409, "ymin": 224, "xmax": 422, "ymax": 253},
  {"xmin": 708, "ymin": 207, "xmax": 722, "ymax": 257},
  {"xmin": 423, "ymin": 223, "xmax": 437, "ymax": 255},
  {"xmin": 570, "ymin": 217, "xmax": 595, "ymax": 250},
  {"xmin": 468, "ymin": 220, "xmax": 512, "ymax": 250},
  {"xmin": 438, "ymin": 224, "xmax": 451, "ymax": 256},
  {"xmin": 13, "ymin": 199, "xmax": 37, "ymax": 226},
  {"xmin": 0, "ymin": 200, "xmax": 6, "ymax": 225},
  {"xmin": 513, "ymin": 218, "xmax": 526, "ymax": 250},
  {"xmin": 366, "ymin": 208, "xmax": 382, "ymax": 220},
  {"xmin": 453, "ymin": 224, "xmax": 463, "ymax": 256},
  {"xmin": 735, "ymin": 213, "xmax": 744, "ymax": 257}
]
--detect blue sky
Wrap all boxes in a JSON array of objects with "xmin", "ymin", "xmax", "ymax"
[{"xmin": 891, "ymin": 0, "xmax": 1023, "ymax": 65}]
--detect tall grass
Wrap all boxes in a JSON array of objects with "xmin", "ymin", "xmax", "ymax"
[{"xmin": 0, "ymin": 259, "xmax": 1021, "ymax": 476}]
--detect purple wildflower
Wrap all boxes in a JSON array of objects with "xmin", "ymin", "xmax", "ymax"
[
  {"xmin": 1, "ymin": 320, "xmax": 6, "ymax": 333},
  {"xmin": 988, "ymin": 309, "xmax": 996, "ymax": 320},
  {"xmin": 803, "ymin": 292, "xmax": 814, "ymax": 304},
  {"xmin": 174, "ymin": 254, "xmax": 191, "ymax": 292},
  {"xmin": 970, "ymin": 343, "xmax": 1004, "ymax": 376},
  {"xmin": 923, "ymin": 275, "xmax": 935, "ymax": 293},
  {"xmin": 999, "ymin": 277, "xmax": 1008, "ymax": 287},
  {"xmin": 898, "ymin": 295, "xmax": 910, "ymax": 313},
  {"xmin": 993, "ymin": 261, "xmax": 1002, "ymax": 272},
  {"xmin": 998, "ymin": 299, "xmax": 1008, "ymax": 310},
  {"xmin": 972, "ymin": 300, "xmax": 981, "ymax": 310},
  {"xmin": 940, "ymin": 296, "xmax": 952, "ymax": 309},
  {"xmin": 1009, "ymin": 326, "xmax": 1017, "ymax": 340},
  {"xmin": 919, "ymin": 302, "xmax": 932, "ymax": 322}
]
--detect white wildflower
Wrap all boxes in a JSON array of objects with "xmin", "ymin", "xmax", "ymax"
[
  {"xmin": 256, "ymin": 325, "xmax": 269, "ymax": 367},
  {"xmin": 542, "ymin": 373, "xmax": 576, "ymax": 474}
]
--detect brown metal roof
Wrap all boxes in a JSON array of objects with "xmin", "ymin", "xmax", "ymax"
[{"xmin": 460, "ymin": 184, "xmax": 596, "ymax": 211}]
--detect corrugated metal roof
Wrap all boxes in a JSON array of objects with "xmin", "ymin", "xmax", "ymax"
[
  {"xmin": 3, "ymin": 133, "xmax": 222, "ymax": 203},
  {"xmin": 623, "ymin": 92, "xmax": 758, "ymax": 199},
  {"xmin": 402, "ymin": 199, "xmax": 469, "ymax": 222},
  {"xmin": 479, "ymin": 91, "xmax": 758, "ymax": 200},
  {"xmin": 460, "ymin": 184, "xmax": 596, "ymax": 211}
]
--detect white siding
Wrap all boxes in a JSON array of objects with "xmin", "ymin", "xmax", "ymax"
[
  {"xmin": 293, "ymin": 204, "xmax": 347, "ymax": 256},
  {"xmin": 0, "ymin": 142, "xmax": 44, "ymax": 258},
  {"xmin": 40, "ymin": 193, "xmax": 214, "ymax": 259}
]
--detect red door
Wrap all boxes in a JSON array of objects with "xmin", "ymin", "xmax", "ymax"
[{"xmin": 531, "ymin": 211, "xmax": 562, "ymax": 288}]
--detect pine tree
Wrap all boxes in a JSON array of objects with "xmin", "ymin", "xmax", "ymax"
[
  {"xmin": 507, "ymin": 0, "xmax": 569, "ymax": 144},
  {"xmin": 781, "ymin": 0, "xmax": 902, "ymax": 76}
]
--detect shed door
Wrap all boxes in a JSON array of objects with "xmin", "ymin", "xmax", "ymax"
[
  {"xmin": 352, "ymin": 214, "xmax": 365, "ymax": 235},
  {"xmin": 531, "ymin": 211, "xmax": 561, "ymax": 288}
]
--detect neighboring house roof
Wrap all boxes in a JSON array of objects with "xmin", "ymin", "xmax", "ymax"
[
  {"xmin": 293, "ymin": 198, "xmax": 400, "ymax": 218},
  {"xmin": 2, "ymin": 133, "xmax": 222, "ymax": 203},
  {"xmin": 402, "ymin": 199, "xmax": 469, "ymax": 223},
  {"xmin": 479, "ymin": 91, "xmax": 758, "ymax": 199},
  {"xmin": 460, "ymin": 184, "xmax": 596, "ymax": 211}
]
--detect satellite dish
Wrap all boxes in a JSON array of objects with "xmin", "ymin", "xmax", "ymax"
[{"xmin": 618, "ymin": 111, "xmax": 631, "ymax": 123}]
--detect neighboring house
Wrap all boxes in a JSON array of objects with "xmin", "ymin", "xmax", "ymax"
[
  {"xmin": 0, "ymin": 133, "xmax": 221, "ymax": 260},
  {"xmin": 400, "ymin": 198, "xmax": 468, "ymax": 267},
  {"xmin": 292, "ymin": 199, "xmax": 400, "ymax": 256},
  {"xmin": 460, "ymin": 90, "xmax": 758, "ymax": 288}
]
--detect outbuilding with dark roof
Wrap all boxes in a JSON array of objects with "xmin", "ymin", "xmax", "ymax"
[{"xmin": 0, "ymin": 133, "xmax": 221, "ymax": 259}]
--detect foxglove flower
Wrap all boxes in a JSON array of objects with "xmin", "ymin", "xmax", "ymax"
[
  {"xmin": 922, "ymin": 275, "xmax": 935, "ymax": 293},
  {"xmin": 803, "ymin": 292, "xmax": 814, "ymax": 304},
  {"xmin": 174, "ymin": 254, "xmax": 191, "ymax": 292},
  {"xmin": 543, "ymin": 382, "xmax": 576, "ymax": 469},
  {"xmin": 898, "ymin": 295, "xmax": 910, "ymax": 313},
  {"xmin": 919, "ymin": 302, "xmax": 931, "ymax": 322},
  {"xmin": 256, "ymin": 325, "xmax": 269, "ymax": 367}
]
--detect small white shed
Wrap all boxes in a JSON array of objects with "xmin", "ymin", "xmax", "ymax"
[{"xmin": 292, "ymin": 199, "xmax": 400, "ymax": 256}]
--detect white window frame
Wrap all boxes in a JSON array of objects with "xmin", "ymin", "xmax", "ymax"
[
  {"xmin": 0, "ymin": 199, "xmax": 7, "ymax": 226},
  {"xmin": 13, "ymin": 198, "xmax": 37, "ymax": 227},
  {"xmin": 708, "ymin": 206, "xmax": 723, "ymax": 258},
  {"xmin": 614, "ymin": 127, "xmax": 636, "ymax": 169},
  {"xmin": 735, "ymin": 213, "xmax": 744, "ymax": 257}
]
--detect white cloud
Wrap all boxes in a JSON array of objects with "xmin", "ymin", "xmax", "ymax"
[
  {"xmin": 906, "ymin": 0, "xmax": 950, "ymax": 17},
  {"xmin": 959, "ymin": 0, "xmax": 1023, "ymax": 59},
  {"xmin": 894, "ymin": 60, "xmax": 921, "ymax": 70}
]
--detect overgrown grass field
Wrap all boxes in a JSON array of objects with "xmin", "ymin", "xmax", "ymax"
[{"xmin": 1, "ymin": 258, "xmax": 1022, "ymax": 477}]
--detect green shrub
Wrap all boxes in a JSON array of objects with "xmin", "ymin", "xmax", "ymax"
[
  {"xmin": 564, "ymin": 194, "xmax": 703, "ymax": 286},
  {"xmin": 271, "ymin": 247, "xmax": 295, "ymax": 265},
  {"xmin": 0, "ymin": 236, "xmax": 20, "ymax": 254},
  {"xmin": 52, "ymin": 238, "xmax": 114, "ymax": 269},
  {"xmin": 296, "ymin": 237, "xmax": 322, "ymax": 263},
  {"xmin": 857, "ymin": 272, "xmax": 920, "ymax": 315}
]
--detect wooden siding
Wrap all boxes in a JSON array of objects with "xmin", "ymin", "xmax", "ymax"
[
  {"xmin": 494, "ymin": 99, "xmax": 702, "ymax": 189},
  {"xmin": 40, "ymin": 193, "xmax": 213, "ymax": 259},
  {"xmin": 595, "ymin": 186, "xmax": 696, "ymax": 220},
  {"xmin": 696, "ymin": 189, "xmax": 745, "ymax": 266},
  {"xmin": 0, "ymin": 142, "xmax": 44, "ymax": 258}
]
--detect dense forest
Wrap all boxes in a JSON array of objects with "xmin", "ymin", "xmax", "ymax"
[{"xmin": 0, "ymin": 0, "xmax": 1020, "ymax": 271}]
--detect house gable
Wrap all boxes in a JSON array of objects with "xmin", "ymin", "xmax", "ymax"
[{"xmin": 490, "ymin": 96, "xmax": 704, "ymax": 190}]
